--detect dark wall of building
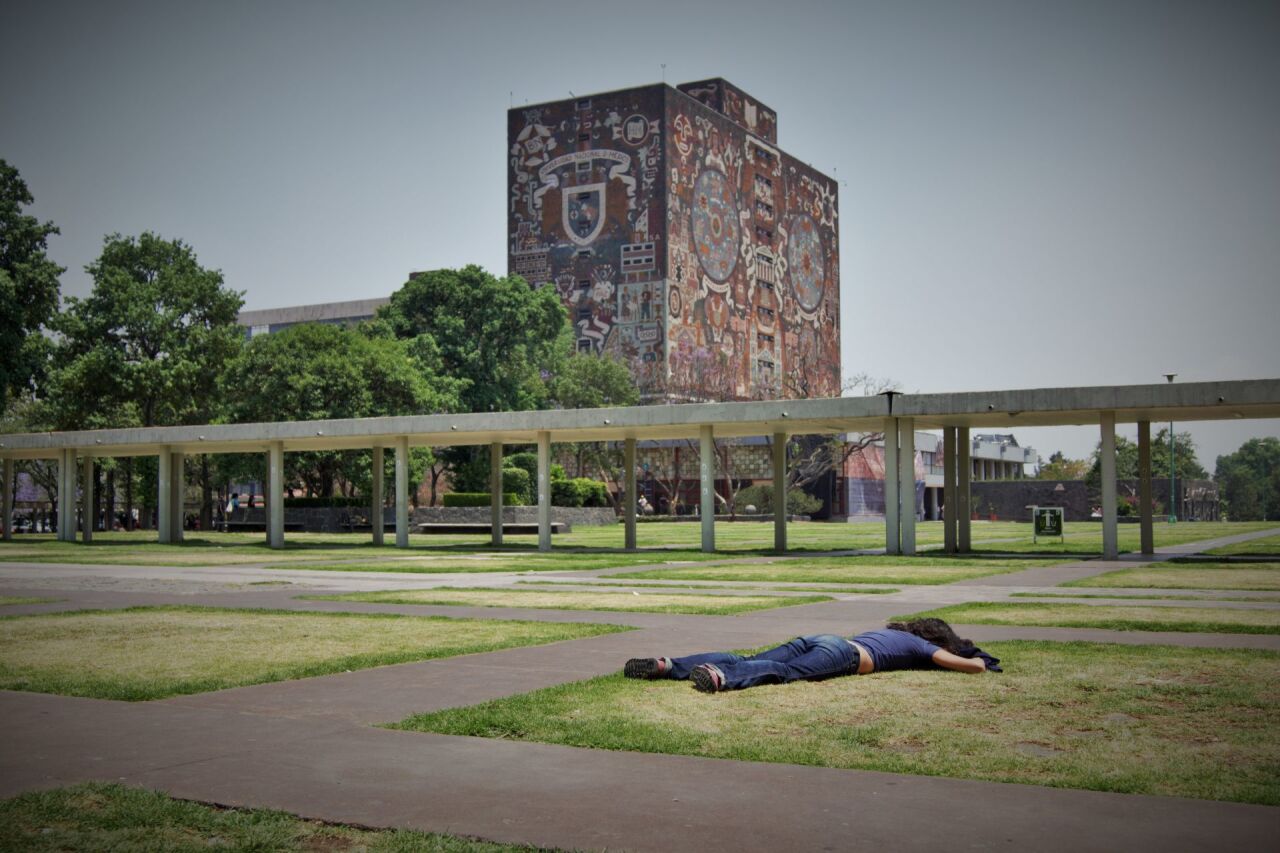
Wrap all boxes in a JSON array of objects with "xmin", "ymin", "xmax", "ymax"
[
  {"xmin": 677, "ymin": 78, "xmax": 778, "ymax": 144},
  {"xmin": 508, "ymin": 81, "xmax": 838, "ymax": 403},
  {"xmin": 663, "ymin": 88, "xmax": 840, "ymax": 401},
  {"xmin": 509, "ymin": 85, "xmax": 668, "ymax": 392},
  {"xmin": 968, "ymin": 478, "xmax": 1219, "ymax": 522}
]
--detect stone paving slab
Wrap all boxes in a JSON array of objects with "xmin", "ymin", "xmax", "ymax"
[
  {"xmin": 2, "ymin": 688, "xmax": 1273, "ymax": 853},
  {"xmin": 5, "ymin": 529, "xmax": 1280, "ymax": 850}
]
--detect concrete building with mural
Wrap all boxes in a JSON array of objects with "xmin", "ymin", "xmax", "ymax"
[{"xmin": 508, "ymin": 78, "xmax": 840, "ymax": 403}]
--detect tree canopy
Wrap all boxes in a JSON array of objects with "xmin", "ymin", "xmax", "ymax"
[
  {"xmin": 1036, "ymin": 451, "xmax": 1090, "ymax": 480},
  {"xmin": 547, "ymin": 352, "xmax": 639, "ymax": 409},
  {"xmin": 45, "ymin": 232, "xmax": 243, "ymax": 430},
  {"xmin": 0, "ymin": 160, "xmax": 63, "ymax": 402},
  {"xmin": 376, "ymin": 266, "xmax": 569, "ymax": 413},
  {"xmin": 1085, "ymin": 429, "xmax": 1207, "ymax": 489},
  {"xmin": 1215, "ymin": 437, "xmax": 1280, "ymax": 521}
]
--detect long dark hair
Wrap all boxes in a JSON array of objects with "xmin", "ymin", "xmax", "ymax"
[{"xmin": 886, "ymin": 618, "xmax": 974, "ymax": 655}]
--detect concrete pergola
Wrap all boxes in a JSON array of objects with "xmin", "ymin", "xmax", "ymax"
[{"xmin": 3, "ymin": 378, "xmax": 1278, "ymax": 558}]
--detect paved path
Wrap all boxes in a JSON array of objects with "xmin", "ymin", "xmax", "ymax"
[{"xmin": 1, "ymin": 527, "xmax": 1278, "ymax": 851}]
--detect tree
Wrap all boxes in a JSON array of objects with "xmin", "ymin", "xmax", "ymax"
[
  {"xmin": 547, "ymin": 352, "xmax": 639, "ymax": 410},
  {"xmin": 1085, "ymin": 430, "xmax": 1207, "ymax": 489},
  {"xmin": 0, "ymin": 160, "xmax": 63, "ymax": 402},
  {"xmin": 377, "ymin": 266, "xmax": 569, "ymax": 414},
  {"xmin": 1036, "ymin": 451, "xmax": 1090, "ymax": 480},
  {"xmin": 1216, "ymin": 437, "xmax": 1280, "ymax": 521},
  {"xmin": 47, "ymin": 232, "xmax": 243, "ymax": 429},
  {"xmin": 221, "ymin": 323, "xmax": 463, "ymax": 497},
  {"xmin": 44, "ymin": 232, "xmax": 244, "ymax": 527}
]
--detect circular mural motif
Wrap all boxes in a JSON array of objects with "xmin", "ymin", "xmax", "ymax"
[
  {"xmin": 787, "ymin": 214, "xmax": 825, "ymax": 312},
  {"xmin": 691, "ymin": 169, "xmax": 739, "ymax": 282}
]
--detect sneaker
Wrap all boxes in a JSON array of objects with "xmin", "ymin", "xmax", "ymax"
[
  {"xmin": 624, "ymin": 657, "xmax": 669, "ymax": 680},
  {"xmin": 690, "ymin": 664, "xmax": 724, "ymax": 693}
]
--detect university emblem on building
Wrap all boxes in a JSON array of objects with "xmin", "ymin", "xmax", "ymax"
[{"xmin": 533, "ymin": 150, "xmax": 636, "ymax": 247}]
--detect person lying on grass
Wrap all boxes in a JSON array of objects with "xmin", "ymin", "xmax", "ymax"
[{"xmin": 624, "ymin": 617, "xmax": 1000, "ymax": 693}]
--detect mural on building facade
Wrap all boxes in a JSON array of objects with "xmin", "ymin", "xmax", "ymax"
[{"xmin": 508, "ymin": 80, "xmax": 839, "ymax": 402}]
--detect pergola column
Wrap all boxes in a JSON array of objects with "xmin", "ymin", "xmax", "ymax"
[
  {"xmin": 489, "ymin": 441, "xmax": 504, "ymax": 547},
  {"xmin": 62, "ymin": 449, "xmax": 78, "ymax": 541},
  {"xmin": 2, "ymin": 457, "xmax": 13, "ymax": 542},
  {"xmin": 1137, "ymin": 421, "xmax": 1154, "ymax": 555},
  {"xmin": 699, "ymin": 425, "xmax": 715, "ymax": 553},
  {"xmin": 884, "ymin": 417, "xmax": 899, "ymax": 555},
  {"xmin": 536, "ymin": 431, "xmax": 551, "ymax": 552},
  {"xmin": 773, "ymin": 432, "xmax": 787, "ymax": 553},
  {"xmin": 1100, "ymin": 412, "xmax": 1118, "ymax": 560},
  {"xmin": 169, "ymin": 452, "xmax": 184, "ymax": 543},
  {"xmin": 957, "ymin": 427, "xmax": 971, "ymax": 552},
  {"xmin": 899, "ymin": 418, "xmax": 916, "ymax": 556},
  {"xmin": 81, "ymin": 455, "xmax": 94, "ymax": 543},
  {"xmin": 371, "ymin": 446, "xmax": 384, "ymax": 546},
  {"xmin": 942, "ymin": 427, "xmax": 952, "ymax": 548},
  {"xmin": 623, "ymin": 438, "xmax": 637, "ymax": 551},
  {"xmin": 158, "ymin": 448, "xmax": 173, "ymax": 544},
  {"xmin": 268, "ymin": 441, "xmax": 284, "ymax": 549},
  {"xmin": 394, "ymin": 436, "xmax": 409, "ymax": 548}
]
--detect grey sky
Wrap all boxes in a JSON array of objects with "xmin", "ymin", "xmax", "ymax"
[{"xmin": 3, "ymin": 0, "xmax": 1278, "ymax": 468}]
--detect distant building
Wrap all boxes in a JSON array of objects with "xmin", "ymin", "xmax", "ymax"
[
  {"xmin": 839, "ymin": 432, "xmax": 1037, "ymax": 521},
  {"xmin": 508, "ymin": 78, "xmax": 840, "ymax": 402},
  {"xmin": 237, "ymin": 297, "xmax": 389, "ymax": 338}
]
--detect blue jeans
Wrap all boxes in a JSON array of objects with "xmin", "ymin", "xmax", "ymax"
[{"xmin": 670, "ymin": 635, "xmax": 858, "ymax": 691}]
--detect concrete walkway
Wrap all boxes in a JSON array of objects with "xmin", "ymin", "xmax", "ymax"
[{"xmin": 1, "ymin": 528, "xmax": 1278, "ymax": 851}]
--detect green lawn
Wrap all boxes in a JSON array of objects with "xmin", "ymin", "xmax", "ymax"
[
  {"xmin": 607, "ymin": 555, "xmax": 1064, "ymax": 585},
  {"xmin": 0, "ymin": 606, "xmax": 627, "ymax": 701},
  {"xmin": 2, "ymin": 521, "xmax": 1272, "ymax": 567},
  {"xmin": 894, "ymin": 601, "xmax": 1280, "ymax": 634},
  {"xmin": 1012, "ymin": 591, "xmax": 1280, "ymax": 603},
  {"xmin": 1062, "ymin": 563, "xmax": 1280, "ymax": 591},
  {"xmin": 307, "ymin": 587, "xmax": 831, "ymax": 615},
  {"xmin": 0, "ymin": 595, "xmax": 57, "ymax": 606},
  {"xmin": 516, "ymin": 580, "xmax": 902, "ymax": 594},
  {"xmin": 0, "ymin": 783, "xmax": 550, "ymax": 852},
  {"xmin": 1205, "ymin": 533, "xmax": 1280, "ymax": 557},
  {"xmin": 393, "ymin": 640, "xmax": 1280, "ymax": 805},
  {"xmin": 969, "ymin": 521, "xmax": 1280, "ymax": 555}
]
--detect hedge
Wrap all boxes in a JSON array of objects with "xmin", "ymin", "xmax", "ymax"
[
  {"xmin": 551, "ymin": 477, "xmax": 611, "ymax": 507},
  {"xmin": 502, "ymin": 467, "xmax": 532, "ymax": 504},
  {"xmin": 282, "ymin": 496, "xmax": 368, "ymax": 508},
  {"xmin": 442, "ymin": 492, "xmax": 523, "ymax": 507}
]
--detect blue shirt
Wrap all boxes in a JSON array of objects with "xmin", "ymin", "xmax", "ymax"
[{"xmin": 851, "ymin": 629, "xmax": 941, "ymax": 672}]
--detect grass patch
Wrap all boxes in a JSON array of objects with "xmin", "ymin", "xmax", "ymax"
[
  {"xmin": 278, "ymin": 551, "xmax": 721, "ymax": 574},
  {"xmin": 893, "ymin": 602, "xmax": 1280, "ymax": 634},
  {"xmin": 392, "ymin": 640, "xmax": 1280, "ymax": 805},
  {"xmin": 968, "ymin": 521, "xmax": 1280, "ymax": 555},
  {"xmin": 307, "ymin": 587, "xmax": 831, "ymax": 615},
  {"xmin": 1204, "ymin": 533, "xmax": 1280, "ymax": 557},
  {"xmin": 515, "ymin": 580, "xmax": 901, "ymax": 594},
  {"xmin": 607, "ymin": 555, "xmax": 1062, "ymax": 585},
  {"xmin": 1062, "ymin": 563, "xmax": 1280, "ymax": 591},
  {"xmin": 1012, "ymin": 591, "xmax": 1280, "ymax": 603},
  {"xmin": 0, "ymin": 595, "xmax": 57, "ymax": 606},
  {"xmin": 0, "ymin": 606, "xmax": 627, "ymax": 701},
  {"xmin": 0, "ymin": 782, "xmax": 550, "ymax": 852},
  {"xmin": 2, "ymin": 522, "xmax": 1274, "ymax": 565}
]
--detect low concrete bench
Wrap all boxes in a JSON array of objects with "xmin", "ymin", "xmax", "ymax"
[{"xmin": 417, "ymin": 522, "xmax": 568, "ymax": 535}]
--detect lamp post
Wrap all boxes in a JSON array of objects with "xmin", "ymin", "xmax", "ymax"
[{"xmin": 1164, "ymin": 373, "xmax": 1177, "ymax": 523}]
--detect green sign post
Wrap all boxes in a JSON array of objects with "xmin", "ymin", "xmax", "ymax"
[{"xmin": 1032, "ymin": 506, "xmax": 1065, "ymax": 544}]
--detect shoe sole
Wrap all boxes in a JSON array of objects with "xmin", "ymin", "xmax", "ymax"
[
  {"xmin": 691, "ymin": 666, "xmax": 720, "ymax": 693},
  {"xmin": 624, "ymin": 658, "xmax": 660, "ymax": 679}
]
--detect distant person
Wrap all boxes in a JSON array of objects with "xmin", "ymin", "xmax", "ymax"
[{"xmin": 625, "ymin": 618, "xmax": 999, "ymax": 693}]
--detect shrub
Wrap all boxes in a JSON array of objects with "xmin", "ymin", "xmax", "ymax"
[
  {"xmin": 732, "ymin": 484, "xmax": 823, "ymax": 516},
  {"xmin": 282, "ymin": 496, "xmax": 367, "ymax": 508},
  {"xmin": 549, "ymin": 477, "xmax": 610, "ymax": 507},
  {"xmin": 442, "ymin": 492, "xmax": 521, "ymax": 507},
  {"xmin": 501, "ymin": 467, "xmax": 532, "ymax": 504}
]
